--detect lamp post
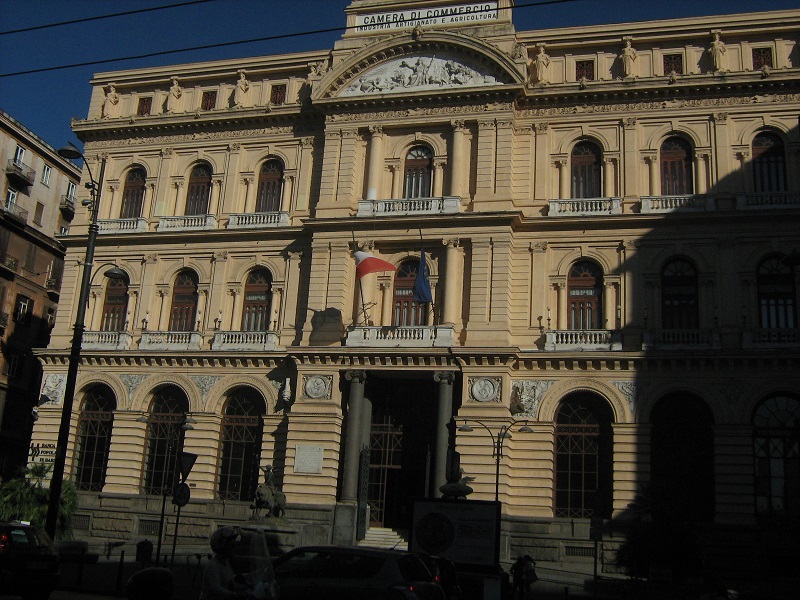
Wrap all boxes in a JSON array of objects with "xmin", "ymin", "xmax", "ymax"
[
  {"xmin": 457, "ymin": 419, "xmax": 533, "ymax": 502},
  {"xmin": 44, "ymin": 144, "xmax": 113, "ymax": 538}
]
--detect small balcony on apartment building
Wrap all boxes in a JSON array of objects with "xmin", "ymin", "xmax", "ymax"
[
  {"xmin": 59, "ymin": 194, "xmax": 77, "ymax": 221},
  {"xmin": 5, "ymin": 159, "xmax": 35, "ymax": 188},
  {"xmin": 2, "ymin": 202, "xmax": 28, "ymax": 224}
]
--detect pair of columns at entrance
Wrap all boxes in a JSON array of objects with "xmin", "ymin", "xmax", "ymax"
[{"xmin": 341, "ymin": 370, "xmax": 455, "ymax": 502}]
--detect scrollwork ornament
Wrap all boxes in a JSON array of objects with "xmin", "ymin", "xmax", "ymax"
[
  {"xmin": 191, "ymin": 375, "xmax": 221, "ymax": 409},
  {"xmin": 614, "ymin": 381, "xmax": 637, "ymax": 416},
  {"xmin": 510, "ymin": 380, "xmax": 554, "ymax": 416},
  {"xmin": 120, "ymin": 374, "xmax": 148, "ymax": 398}
]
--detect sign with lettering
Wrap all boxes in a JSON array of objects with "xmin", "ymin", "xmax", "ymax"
[
  {"xmin": 355, "ymin": 2, "xmax": 498, "ymax": 33},
  {"xmin": 29, "ymin": 443, "xmax": 56, "ymax": 463}
]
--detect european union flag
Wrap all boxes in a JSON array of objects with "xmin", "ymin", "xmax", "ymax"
[{"xmin": 413, "ymin": 247, "xmax": 433, "ymax": 303}]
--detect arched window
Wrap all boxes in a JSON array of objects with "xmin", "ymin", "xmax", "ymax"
[
  {"xmin": 650, "ymin": 393, "xmax": 715, "ymax": 522},
  {"xmin": 74, "ymin": 386, "xmax": 115, "ymax": 492},
  {"xmin": 571, "ymin": 142, "xmax": 602, "ymax": 198},
  {"xmin": 393, "ymin": 259, "xmax": 426, "ymax": 327},
  {"xmin": 568, "ymin": 261, "xmax": 603, "ymax": 330},
  {"xmin": 120, "ymin": 168, "xmax": 146, "ymax": 219},
  {"xmin": 142, "ymin": 387, "xmax": 189, "ymax": 495},
  {"xmin": 753, "ymin": 395, "xmax": 800, "ymax": 518},
  {"xmin": 752, "ymin": 132, "xmax": 787, "ymax": 193},
  {"xmin": 218, "ymin": 388, "xmax": 265, "ymax": 501},
  {"xmin": 256, "ymin": 160, "xmax": 284, "ymax": 213},
  {"xmin": 758, "ymin": 255, "xmax": 796, "ymax": 329},
  {"xmin": 404, "ymin": 146, "xmax": 433, "ymax": 199},
  {"xmin": 242, "ymin": 268, "xmax": 273, "ymax": 331},
  {"xmin": 554, "ymin": 393, "xmax": 613, "ymax": 518},
  {"xmin": 185, "ymin": 164, "xmax": 212, "ymax": 216},
  {"xmin": 660, "ymin": 137, "xmax": 693, "ymax": 196},
  {"xmin": 169, "ymin": 270, "xmax": 198, "ymax": 331},
  {"xmin": 661, "ymin": 258, "xmax": 699, "ymax": 329},
  {"xmin": 100, "ymin": 275, "xmax": 129, "ymax": 332}
]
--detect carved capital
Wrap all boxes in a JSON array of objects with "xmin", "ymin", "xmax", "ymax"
[
  {"xmin": 345, "ymin": 370, "xmax": 367, "ymax": 383},
  {"xmin": 433, "ymin": 371, "xmax": 455, "ymax": 384}
]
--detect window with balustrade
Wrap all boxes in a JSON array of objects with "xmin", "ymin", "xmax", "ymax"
[
  {"xmin": 242, "ymin": 268, "xmax": 273, "ymax": 331},
  {"xmin": 142, "ymin": 387, "xmax": 189, "ymax": 495},
  {"xmin": 101, "ymin": 274, "xmax": 129, "ymax": 332},
  {"xmin": 661, "ymin": 258, "xmax": 699, "ymax": 329},
  {"xmin": 256, "ymin": 160, "xmax": 284, "ymax": 213},
  {"xmin": 404, "ymin": 146, "xmax": 433, "ymax": 199},
  {"xmin": 753, "ymin": 394, "xmax": 800, "ymax": 518},
  {"xmin": 660, "ymin": 137, "xmax": 694, "ymax": 196},
  {"xmin": 74, "ymin": 386, "xmax": 116, "ymax": 492},
  {"xmin": 218, "ymin": 388, "xmax": 265, "ymax": 501},
  {"xmin": 120, "ymin": 168, "xmax": 146, "ymax": 219},
  {"xmin": 185, "ymin": 164, "xmax": 212, "ymax": 216},
  {"xmin": 554, "ymin": 393, "xmax": 613, "ymax": 518},
  {"xmin": 393, "ymin": 259, "xmax": 426, "ymax": 327},
  {"xmin": 567, "ymin": 261, "xmax": 603, "ymax": 330},
  {"xmin": 169, "ymin": 270, "xmax": 199, "ymax": 331},
  {"xmin": 752, "ymin": 132, "xmax": 787, "ymax": 193},
  {"xmin": 758, "ymin": 255, "xmax": 796, "ymax": 330},
  {"xmin": 571, "ymin": 141, "xmax": 602, "ymax": 198}
]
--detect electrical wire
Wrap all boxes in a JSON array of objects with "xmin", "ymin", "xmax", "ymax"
[{"xmin": 0, "ymin": 0, "xmax": 580, "ymax": 79}]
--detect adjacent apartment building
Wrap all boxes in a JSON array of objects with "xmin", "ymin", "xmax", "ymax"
[
  {"xmin": 1, "ymin": 110, "xmax": 79, "ymax": 480},
  {"xmin": 31, "ymin": 0, "xmax": 800, "ymax": 580}
]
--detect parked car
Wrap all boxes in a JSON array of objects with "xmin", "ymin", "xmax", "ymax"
[
  {"xmin": 419, "ymin": 554, "xmax": 462, "ymax": 600},
  {"xmin": 0, "ymin": 521, "xmax": 60, "ymax": 600},
  {"xmin": 228, "ymin": 525, "xmax": 278, "ymax": 599},
  {"xmin": 273, "ymin": 545, "xmax": 446, "ymax": 600}
]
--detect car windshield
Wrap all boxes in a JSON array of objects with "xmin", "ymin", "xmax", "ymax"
[
  {"xmin": 398, "ymin": 555, "xmax": 436, "ymax": 581},
  {"xmin": 229, "ymin": 530, "xmax": 272, "ymax": 580},
  {"xmin": 0, "ymin": 526, "xmax": 49, "ymax": 549}
]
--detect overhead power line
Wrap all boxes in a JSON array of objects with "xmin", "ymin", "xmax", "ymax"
[
  {"xmin": 0, "ymin": 0, "xmax": 216, "ymax": 36},
  {"xmin": 0, "ymin": 0, "xmax": 578, "ymax": 80}
]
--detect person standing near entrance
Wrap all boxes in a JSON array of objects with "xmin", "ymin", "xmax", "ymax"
[{"xmin": 511, "ymin": 555, "xmax": 538, "ymax": 598}]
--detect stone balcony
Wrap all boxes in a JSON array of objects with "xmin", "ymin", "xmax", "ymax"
[
  {"xmin": 544, "ymin": 329, "xmax": 621, "ymax": 351},
  {"xmin": 227, "ymin": 212, "xmax": 289, "ymax": 229},
  {"xmin": 742, "ymin": 328, "xmax": 800, "ymax": 348},
  {"xmin": 356, "ymin": 196, "xmax": 461, "ymax": 217},
  {"xmin": 641, "ymin": 194, "xmax": 715, "ymax": 213},
  {"xmin": 346, "ymin": 325, "xmax": 456, "ymax": 347},
  {"xmin": 548, "ymin": 197, "xmax": 622, "ymax": 217},
  {"xmin": 98, "ymin": 218, "xmax": 149, "ymax": 234},
  {"xmin": 82, "ymin": 331, "xmax": 133, "ymax": 350},
  {"xmin": 5, "ymin": 159, "xmax": 35, "ymax": 187},
  {"xmin": 139, "ymin": 331, "xmax": 203, "ymax": 351},
  {"xmin": 642, "ymin": 329, "xmax": 721, "ymax": 350},
  {"xmin": 157, "ymin": 215, "xmax": 216, "ymax": 232},
  {"xmin": 736, "ymin": 192, "xmax": 800, "ymax": 210},
  {"xmin": 210, "ymin": 330, "xmax": 280, "ymax": 351}
]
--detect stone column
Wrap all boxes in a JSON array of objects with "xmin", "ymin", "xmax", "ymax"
[
  {"xmin": 104, "ymin": 184, "xmax": 119, "ymax": 220},
  {"xmin": 209, "ymin": 178, "xmax": 222, "ymax": 215},
  {"xmin": 89, "ymin": 291, "xmax": 102, "ymax": 331},
  {"xmin": 695, "ymin": 152, "xmax": 708, "ymax": 194},
  {"xmin": 646, "ymin": 155, "xmax": 660, "ymax": 196},
  {"xmin": 442, "ymin": 239, "xmax": 461, "ymax": 326},
  {"xmin": 281, "ymin": 174, "xmax": 295, "ymax": 212},
  {"xmin": 243, "ymin": 176, "xmax": 256, "ymax": 213},
  {"xmin": 342, "ymin": 370, "xmax": 367, "ymax": 502},
  {"xmin": 604, "ymin": 283, "xmax": 616, "ymax": 329},
  {"xmin": 433, "ymin": 371, "xmax": 454, "ymax": 497},
  {"xmin": 390, "ymin": 163, "xmax": 403, "ymax": 199},
  {"xmin": 380, "ymin": 281, "xmax": 393, "ymax": 326},
  {"xmin": 366, "ymin": 125, "xmax": 384, "ymax": 201},
  {"xmin": 450, "ymin": 120, "xmax": 467, "ymax": 197},
  {"xmin": 142, "ymin": 183, "xmax": 155, "ymax": 220},
  {"xmin": 556, "ymin": 283, "xmax": 567, "ymax": 329},
  {"xmin": 172, "ymin": 181, "xmax": 183, "ymax": 216},
  {"xmin": 556, "ymin": 159, "xmax": 570, "ymax": 199},
  {"xmin": 229, "ymin": 287, "xmax": 242, "ymax": 330},
  {"xmin": 603, "ymin": 159, "xmax": 615, "ymax": 197},
  {"xmin": 271, "ymin": 287, "xmax": 283, "ymax": 331},
  {"xmin": 735, "ymin": 150, "xmax": 751, "ymax": 193},
  {"xmin": 432, "ymin": 159, "xmax": 445, "ymax": 197}
]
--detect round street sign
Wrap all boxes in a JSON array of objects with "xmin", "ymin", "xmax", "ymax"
[{"xmin": 172, "ymin": 482, "xmax": 191, "ymax": 507}]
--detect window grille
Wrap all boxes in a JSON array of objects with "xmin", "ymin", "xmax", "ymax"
[
  {"xmin": 663, "ymin": 54, "xmax": 683, "ymax": 75},
  {"xmin": 752, "ymin": 47, "xmax": 774, "ymax": 70},
  {"xmin": 72, "ymin": 514, "xmax": 91, "ymax": 531},
  {"xmin": 201, "ymin": 91, "xmax": 217, "ymax": 111},
  {"xmin": 270, "ymin": 84, "xmax": 287, "ymax": 105},
  {"xmin": 138, "ymin": 520, "xmax": 161, "ymax": 536},
  {"xmin": 137, "ymin": 97, "xmax": 152, "ymax": 116},
  {"xmin": 141, "ymin": 388, "xmax": 188, "ymax": 495},
  {"xmin": 74, "ymin": 386, "xmax": 115, "ymax": 492},
  {"xmin": 753, "ymin": 395, "xmax": 800, "ymax": 517},
  {"xmin": 575, "ymin": 60, "xmax": 594, "ymax": 81},
  {"xmin": 218, "ymin": 391, "xmax": 264, "ymax": 501},
  {"xmin": 120, "ymin": 168, "xmax": 146, "ymax": 218},
  {"xmin": 256, "ymin": 160, "xmax": 283, "ymax": 213}
]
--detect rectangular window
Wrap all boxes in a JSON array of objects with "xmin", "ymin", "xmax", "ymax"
[
  {"xmin": 201, "ymin": 91, "xmax": 217, "ymax": 110},
  {"xmin": 137, "ymin": 97, "xmax": 153, "ymax": 116},
  {"xmin": 663, "ymin": 54, "xmax": 683, "ymax": 75},
  {"xmin": 752, "ymin": 47, "xmax": 774, "ymax": 70},
  {"xmin": 25, "ymin": 244, "xmax": 37, "ymax": 272},
  {"xmin": 270, "ymin": 84, "xmax": 287, "ymax": 105},
  {"xmin": 14, "ymin": 145, "xmax": 25, "ymax": 165},
  {"xmin": 13, "ymin": 294, "xmax": 32, "ymax": 325},
  {"xmin": 575, "ymin": 60, "xmax": 595, "ymax": 81},
  {"xmin": 59, "ymin": 225, "xmax": 69, "ymax": 235},
  {"xmin": 41, "ymin": 164, "xmax": 52, "ymax": 186},
  {"xmin": 2, "ymin": 354, "xmax": 21, "ymax": 378},
  {"xmin": 66, "ymin": 181, "xmax": 77, "ymax": 199},
  {"xmin": 5, "ymin": 188, "xmax": 18, "ymax": 207},
  {"xmin": 34, "ymin": 202, "xmax": 44, "ymax": 225}
]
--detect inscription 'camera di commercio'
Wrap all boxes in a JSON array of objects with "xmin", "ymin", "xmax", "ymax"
[{"xmin": 357, "ymin": 2, "xmax": 498, "ymax": 31}]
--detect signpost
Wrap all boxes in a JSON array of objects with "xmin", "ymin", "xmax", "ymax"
[{"xmin": 170, "ymin": 452, "xmax": 197, "ymax": 566}]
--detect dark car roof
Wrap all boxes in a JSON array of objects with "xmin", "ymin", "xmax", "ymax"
[{"xmin": 279, "ymin": 545, "xmax": 413, "ymax": 557}]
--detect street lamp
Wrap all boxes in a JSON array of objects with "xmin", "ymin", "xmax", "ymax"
[
  {"xmin": 457, "ymin": 419, "xmax": 534, "ymax": 502},
  {"xmin": 44, "ymin": 143, "xmax": 122, "ymax": 538}
]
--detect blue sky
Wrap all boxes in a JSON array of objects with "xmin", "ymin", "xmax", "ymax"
[{"xmin": 1, "ymin": 0, "xmax": 798, "ymax": 150}]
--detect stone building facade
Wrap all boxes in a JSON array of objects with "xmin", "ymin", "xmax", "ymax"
[{"xmin": 32, "ymin": 0, "xmax": 800, "ymax": 580}]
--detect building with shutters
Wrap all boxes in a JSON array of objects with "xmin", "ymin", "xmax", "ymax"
[{"xmin": 31, "ymin": 0, "xmax": 800, "ymax": 581}]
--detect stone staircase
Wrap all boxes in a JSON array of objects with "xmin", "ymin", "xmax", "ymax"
[{"xmin": 357, "ymin": 527, "xmax": 408, "ymax": 550}]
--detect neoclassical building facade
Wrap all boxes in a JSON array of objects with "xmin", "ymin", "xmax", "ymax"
[{"xmin": 33, "ymin": 0, "xmax": 800, "ymax": 581}]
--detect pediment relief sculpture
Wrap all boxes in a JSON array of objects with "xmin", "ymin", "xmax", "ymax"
[{"xmin": 339, "ymin": 53, "xmax": 499, "ymax": 96}]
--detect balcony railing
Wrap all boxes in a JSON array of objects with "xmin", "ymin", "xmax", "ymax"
[
  {"xmin": 346, "ymin": 325, "xmax": 456, "ymax": 347},
  {"xmin": 743, "ymin": 328, "xmax": 800, "ymax": 348},
  {"xmin": 736, "ymin": 192, "xmax": 800, "ymax": 210},
  {"xmin": 0, "ymin": 312, "xmax": 8, "ymax": 328},
  {"xmin": 357, "ymin": 196, "xmax": 461, "ymax": 217},
  {"xmin": 82, "ymin": 331, "xmax": 133, "ymax": 350},
  {"xmin": 45, "ymin": 278, "xmax": 60, "ymax": 292},
  {"xmin": 544, "ymin": 329, "xmax": 621, "ymax": 351},
  {"xmin": 0, "ymin": 252, "xmax": 19, "ymax": 273},
  {"xmin": 641, "ymin": 195, "xmax": 715, "ymax": 213},
  {"xmin": 211, "ymin": 330, "xmax": 280, "ymax": 351},
  {"xmin": 227, "ymin": 212, "xmax": 289, "ymax": 229},
  {"xmin": 139, "ymin": 331, "xmax": 203, "ymax": 351},
  {"xmin": 157, "ymin": 215, "xmax": 216, "ymax": 232},
  {"xmin": 2, "ymin": 202, "xmax": 29, "ymax": 223},
  {"xmin": 59, "ymin": 195, "xmax": 77, "ymax": 220},
  {"xmin": 548, "ymin": 197, "xmax": 622, "ymax": 217},
  {"xmin": 98, "ymin": 218, "xmax": 149, "ymax": 234},
  {"xmin": 642, "ymin": 329, "xmax": 721, "ymax": 350},
  {"xmin": 5, "ymin": 159, "xmax": 35, "ymax": 187}
]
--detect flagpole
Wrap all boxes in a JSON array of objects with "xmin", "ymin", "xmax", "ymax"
[{"xmin": 352, "ymin": 233, "xmax": 370, "ymax": 326}]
